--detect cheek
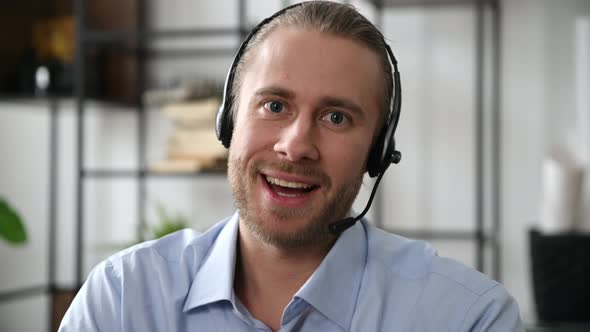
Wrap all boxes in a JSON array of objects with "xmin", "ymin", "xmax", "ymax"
[
  {"xmin": 321, "ymin": 137, "xmax": 370, "ymax": 177},
  {"xmin": 228, "ymin": 126, "xmax": 249, "ymax": 160},
  {"xmin": 230, "ymin": 120, "xmax": 273, "ymax": 160}
]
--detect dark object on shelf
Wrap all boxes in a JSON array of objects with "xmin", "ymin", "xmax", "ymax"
[
  {"xmin": 18, "ymin": 57, "xmax": 75, "ymax": 95},
  {"xmin": 530, "ymin": 229, "xmax": 590, "ymax": 322},
  {"xmin": 16, "ymin": 49, "xmax": 39, "ymax": 94},
  {"xmin": 92, "ymin": 49, "xmax": 138, "ymax": 105},
  {"xmin": 51, "ymin": 288, "xmax": 77, "ymax": 332},
  {"xmin": 527, "ymin": 322, "xmax": 590, "ymax": 332},
  {"xmin": 86, "ymin": 0, "xmax": 139, "ymax": 104}
]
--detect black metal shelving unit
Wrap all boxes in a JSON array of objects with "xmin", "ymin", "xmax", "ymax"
[
  {"xmin": 371, "ymin": 0, "xmax": 502, "ymax": 279},
  {"xmin": 73, "ymin": 0, "xmax": 246, "ymax": 289}
]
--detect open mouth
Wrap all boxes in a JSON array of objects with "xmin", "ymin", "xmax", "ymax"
[{"xmin": 263, "ymin": 175, "xmax": 319, "ymax": 198}]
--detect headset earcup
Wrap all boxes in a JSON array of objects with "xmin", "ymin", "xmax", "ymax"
[
  {"xmin": 216, "ymin": 104, "xmax": 227, "ymax": 147},
  {"xmin": 367, "ymin": 127, "xmax": 387, "ymax": 177},
  {"xmin": 216, "ymin": 102, "xmax": 233, "ymax": 149},
  {"xmin": 367, "ymin": 117, "xmax": 401, "ymax": 178}
]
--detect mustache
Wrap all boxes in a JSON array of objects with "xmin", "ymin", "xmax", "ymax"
[{"xmin": 253, "ymin": 160, "xmax": 330, "ymax": 185}]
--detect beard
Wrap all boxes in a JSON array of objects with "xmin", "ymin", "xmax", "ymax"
[{"xmin": 228, "ymin": 150, "xmax": 363, "ymax": 250}]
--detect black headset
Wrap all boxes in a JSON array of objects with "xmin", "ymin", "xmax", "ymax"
[
  {"xmin": 216, "ymin": 2, "xmax": 402, "ymax": 233},
  {"xmin": 216, "ymin": 2, "xmax": 402, "ymax": 178}
]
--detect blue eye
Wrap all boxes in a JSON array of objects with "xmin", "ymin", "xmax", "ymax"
[
  {"xmin": 264, "ymin": 101, "xmax": 284, "ymax": 113},
  {"xmin": 322, "ymin": 111, "xmax": 349, "ymax": 126},
  {"xmin": 329, "ymin": 112, "xmax": 344, "ymax": 125}
]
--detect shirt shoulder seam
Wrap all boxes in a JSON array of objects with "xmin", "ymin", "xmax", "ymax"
[
  {"xmin": 457, "ymin": 283, "xmax": 502, "ymax": 331},
  {"xmin": 106, "ymin": 237, "xmax": 210, "ymax": 267},
  {"xmin": 370, "ymin": 251, "xmax": 497, "ymax": 298}
]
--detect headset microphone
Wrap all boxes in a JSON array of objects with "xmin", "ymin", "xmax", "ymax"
[{"xmin": 328, "ymin": 149, "xmax": 401, "ymax": 234}]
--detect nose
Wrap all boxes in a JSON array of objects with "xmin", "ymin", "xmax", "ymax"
[{"xmin": 273, "ymin": 116, "xmax": 320, "ymax": 162}]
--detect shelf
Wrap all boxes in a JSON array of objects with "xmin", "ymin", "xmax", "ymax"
[
  {"xmin": 0, "ymin": 93, "xmax": 72, "ymax": 100},
  {"xmin": 81, "ymin": 43, "xmax": 237, "ymax": 58},
  {"xmin": 81, "ymin": 168, "xmax": 227, "ymax": 178},
  {"xmin": 79, "ymin": 25, "xmax": 249, "ymax": 59},
  {"xmin": 381, "ymin": 227, "xmax": 492, "ymax": 242},
  {"xmin": 373, "ymin": 0, "xmax": 481, "ymax": 6},
  {"xmin": 82, "ymin": 27, "xmax": 248, "ymax": 45},
  {"xmin": 0, "ymin": 284, "xmax": 48, "ymax": 302},
  {"xmin": 143, "ymin": 47, "xmax": 237, "ymax": 58},
  {"xmin": 0, "ymin": 96, "xmax": 67, "ymax": 113}
]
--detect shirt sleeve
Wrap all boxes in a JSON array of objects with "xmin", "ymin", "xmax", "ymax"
[
  {"xmin": 58, "ymin": 260, "xmax": 123, "ymax": 332},
  {"xmin": 460, "ymin": 284, "xmax": 525, "ymax": 332}
]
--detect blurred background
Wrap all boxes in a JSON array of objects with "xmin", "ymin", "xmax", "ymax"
[{"xmin": 1, "ymin": 0, "xmax": 589, "ymax": 331}]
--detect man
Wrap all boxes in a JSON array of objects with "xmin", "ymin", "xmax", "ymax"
[{"xmin": 60, "ymin": 2, "xmax": 523, "ymax": 331}]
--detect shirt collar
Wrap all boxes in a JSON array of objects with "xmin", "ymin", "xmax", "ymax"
[
  {"xmin": 183, "ymin": 212, "xmax": 240, "ymax": 312},
  {"xmin": 183, "ymin": 212, "xmax": 369, "ymax": 331},
  {"xmin": 295, "ymin": 221, "xmax": 367, "ymax": 331}
]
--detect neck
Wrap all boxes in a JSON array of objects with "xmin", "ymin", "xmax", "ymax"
[{"xmin": 233, "ymin": 219, "xmax": 335, "ymax": 331}]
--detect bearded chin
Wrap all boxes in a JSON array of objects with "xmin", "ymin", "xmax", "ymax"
[{"xmin": 227, "ymin": 152, "xmax": 363, "ymax": 250}]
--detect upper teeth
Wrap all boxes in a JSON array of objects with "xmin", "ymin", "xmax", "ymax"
[{"xmin": 266, "ymin": 176, "xmax": 313, "ymax": 189}]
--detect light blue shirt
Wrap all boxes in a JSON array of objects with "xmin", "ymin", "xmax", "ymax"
[{"xmin": 59, "ymin": 212, "xmax": 523, "ymax": 331}]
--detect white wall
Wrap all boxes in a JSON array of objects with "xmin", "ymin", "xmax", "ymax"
[
  {"xmin": 380, "ymin": 5, "xmax": 477, "ymax": 264},
  {"xmin": 2, "ymin": 0, "xmax": 590, "ymax": 330},
  {"xmin": 0, "ymin": 101, "xmax": 51, "ymax": 332},
  {"xmin": 501, "ymin": 0, "xmax": 590, "ymax": 322},
  {"xmin": 501, "ymin": 0, "xmax": 548, "ymax": 322}
]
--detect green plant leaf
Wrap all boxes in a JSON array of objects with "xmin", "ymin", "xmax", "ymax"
[
  {"xmin": 151, "ymin": 202, "xmax": 188, "ymax": 239},
  {"xmin": 0, "ymin": 198, "xmax": 27, "ymax": 244},
  {"xmin": 152, "ymin": 219, "xmax": 187, "ymax": 239}
]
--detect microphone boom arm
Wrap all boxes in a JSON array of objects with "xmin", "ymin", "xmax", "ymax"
[{"xmin": 328, "ymin": 170, "xmax": 386, "ymax": 234}]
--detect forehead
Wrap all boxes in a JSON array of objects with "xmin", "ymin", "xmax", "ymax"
[{"xmin": 240, "ymin": 27, "xmax": 383, "ymax": 114}]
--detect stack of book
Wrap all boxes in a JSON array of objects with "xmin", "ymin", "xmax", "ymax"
[{"xmin": 146, "ymin": 80, "xmax": 227, "ymax": 173}]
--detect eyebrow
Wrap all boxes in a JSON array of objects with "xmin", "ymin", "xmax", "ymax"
[
  {"xmin": 254, "ymin": 86, "xmax": 295, "ymax": 99},
  {"xmin": 253, "ymin": 86, "xmax": 365, "ymax": 118},
  {"xmin": 318, "ymin": 96, "xmax": 365, "ymax": 118}
]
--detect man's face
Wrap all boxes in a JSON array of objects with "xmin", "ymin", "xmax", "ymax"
[{"xmin": 228, "ymin": 27, "xmax": 383, "ymax": 249}]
